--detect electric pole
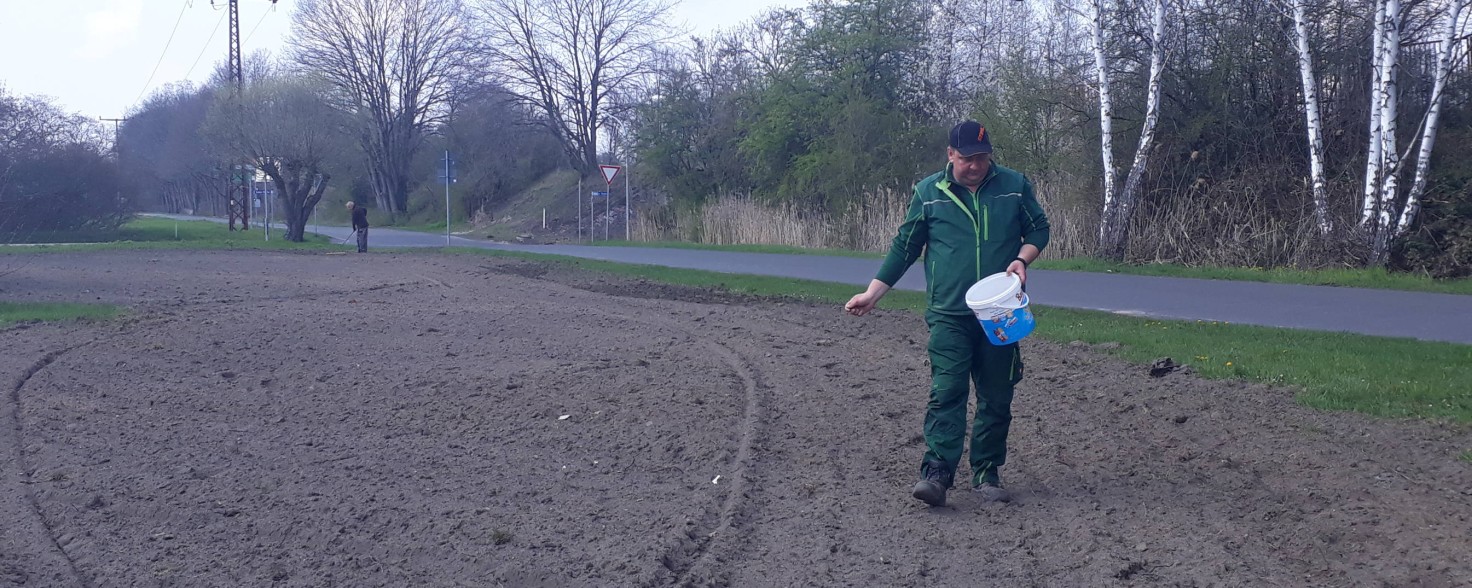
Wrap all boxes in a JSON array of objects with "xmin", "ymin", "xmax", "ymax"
[
  {"xmin": 212, "ymin": 0, "xmax": 278, "ymax": 231},
  {"xmin": 101, "ymin": 117, "xmax": 129, "ymax": 208},
  {"xmin": 99, "ymin": 117, "xmax": 128, "ymax": 158}
]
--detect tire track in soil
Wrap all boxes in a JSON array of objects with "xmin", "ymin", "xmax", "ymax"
[
  {"xmin": 4, "ymin": 344, "xmax": 96, "ymax": 588},
  {"xmin": 483, "ymin": 262, "xmax": 772, "ymax": 587},
  {"xmin": 541, "ymin": 304, "xmax": 769, "ymax": 588}
]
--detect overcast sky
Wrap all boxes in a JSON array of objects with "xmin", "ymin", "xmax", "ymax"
[{"xmin": 0, "ymin": 0, "xmax": 807, "ymax": 120}]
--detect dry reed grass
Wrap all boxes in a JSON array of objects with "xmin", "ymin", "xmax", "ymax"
[{"xmin": 631, "ymin": 173, "xmax": 1357, "ymax": 269}]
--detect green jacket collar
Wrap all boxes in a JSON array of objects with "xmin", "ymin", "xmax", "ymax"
[{"xmin": 936, "ymin": 162, "xmax": 997, "ymax": 195}]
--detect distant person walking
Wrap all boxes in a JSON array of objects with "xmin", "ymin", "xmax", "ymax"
[
  {"xmin": 845, "ymin": 120, "xmax": 1050, "ymax": 507},
  {"xmin": 347, "ymin": 201, "xmax": 369, "ymax": 253}
]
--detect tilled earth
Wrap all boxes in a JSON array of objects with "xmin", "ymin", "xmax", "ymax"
[{"xmin": 1, "ymin": 250, "xmax": 1469, "ymax": 587}]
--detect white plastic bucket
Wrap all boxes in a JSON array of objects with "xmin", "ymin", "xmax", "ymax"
[{"xmin": 964, "ymin": 272, "xmax": 1035, "ymax": 345}]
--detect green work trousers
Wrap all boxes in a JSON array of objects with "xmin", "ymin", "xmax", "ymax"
[{"xmin": 921, "ymin": 311, "xmax": 1024, "ymax": 487}]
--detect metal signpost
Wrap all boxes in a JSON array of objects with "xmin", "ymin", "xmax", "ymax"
[
  {"xmin": 440, "ymin": 151, "xmax": 456, "ymax": 246},
  {"xmin": 590, "ymin": 191, "xmax": 609, "ymax": 241},
  {"xmin": 598, "ymin": 165, "xmax": 622, "ymax": 241}
]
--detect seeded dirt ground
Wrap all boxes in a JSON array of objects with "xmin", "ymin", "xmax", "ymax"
[{"xmin": 1, "ymin": 250, "xmax": 1469, "ymax": 587}]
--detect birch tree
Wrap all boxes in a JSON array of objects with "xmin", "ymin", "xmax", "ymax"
[
  {"xmin": 1089, "ymin": 0, "xmax": 1118, "ymax": 253},
  {"xmin": 1362, "ymin": 0, "xmax": 1404, "ymax": 261},
  {"xmin": 1289, "ymin": 0, "xmax": 1333, "ymax": 235},
  {"xmin": 1396, "ymin": 0, "xmax": 1467, "ymax": 241},
  {"xmin": 1096, "ymin": 0, "xmax": 1168, "ymax": 261}
]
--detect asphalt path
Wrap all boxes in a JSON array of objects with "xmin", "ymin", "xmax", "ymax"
[{"xmin": 146, "ymin": 214, "xmax": 1472, "ymax": 344}]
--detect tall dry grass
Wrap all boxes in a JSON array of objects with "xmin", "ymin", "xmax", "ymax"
[
  {"xmin": 1125, "ymin": 176, "xmax": 1363, "ymax": 268},
  {"xmin": 632, "ymin": 171, "xmax": 1357, "ymax": 269},
  {"xmin": 635, "ymin": 176, "xmax": 1098, "ymax": 257},
  {"xmin": 634, "ymin": 189, "xmax": 912, "ymax": 251}
]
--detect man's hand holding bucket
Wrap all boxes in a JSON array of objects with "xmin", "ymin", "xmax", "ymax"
[{"xmin": 1006, "ymin": 245, "xmax": 1041, "ymax": 285}]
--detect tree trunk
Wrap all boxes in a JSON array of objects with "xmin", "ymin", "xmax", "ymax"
[
  {"xmin": 1396, "ymin": 0, "xmax": 1465, "ymax": 241},
  {"xmin": 1291, "ymin": 0, "xmax": 1333, "ymax": 236},
  {"xmin": 266, "ymin": 164, "xmax": 329, "ymax": 243},
  {"xmin": 1102, "ymin": 0, "xmax": 1167, "ymax": 262},
  {"xmin": 1361, "ymin": 0, "xmax": 1388, "ymax": 229},
  {"xmin": 1090, "ymin": 0, "xmax": 1119, "ymax": 257},
  {"xmin": 1370, "ymin": 0, "xmax": 1402, "ymax": 264}
]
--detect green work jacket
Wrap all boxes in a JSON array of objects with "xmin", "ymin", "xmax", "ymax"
[{"xmin": 875, "ymin": 162, "xmax": 1050, "ymax": 316}]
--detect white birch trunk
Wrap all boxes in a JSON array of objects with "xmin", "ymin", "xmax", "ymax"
[
  {"xmin": 1361, "ymin": 0, "xmax": 1388, "ymax": 227},
  {"xmin": 1291, "ymin": 0, "xmax": 1333, "ymax": 235},
  {"xmin": 1396, "ymin": 0, "xmax": 1466, "ymax": 239},
  {"xmin": 1371, "ymin": 0, "xmax": 1403, "ymax": 261},
  {"xmin": 1111, "ymin": 0, "xmax": 1168, "ymax": 258},
  {"xmin": 1090, "ymin": 0, "xmax": 1118, "ymax": 247}
]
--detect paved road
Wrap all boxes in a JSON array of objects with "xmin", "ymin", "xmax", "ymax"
[{"xmin": 147, "ymin": 214, "xmax": 1472, "ymax": 344}]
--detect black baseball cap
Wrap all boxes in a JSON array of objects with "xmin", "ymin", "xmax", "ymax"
[{"xmin": 949, "ymin": 120, "xmax": 993, "ymax": 156}]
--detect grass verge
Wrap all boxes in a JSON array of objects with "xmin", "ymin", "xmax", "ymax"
[
  {"xmin": 590, "ymin": 240, "xmax": 880, "ymax": 258},
  {"xmin": 0, "ymin": 302, "xmax": 121, "ymax": 326},
  {"xmin": 443, "ymin": 246, "xmax": 1472, "ymax": 424},
  {"xmin": 584, "ymin": 241, "xmax": 1472, "ymax": 294},
  {"xmin": 1, "ymin": 218, "xmax": 337, "ymax": 253},
  {"xmin": 1031, "ymin": 258, "xmax": 1472, "ymax": 296}
]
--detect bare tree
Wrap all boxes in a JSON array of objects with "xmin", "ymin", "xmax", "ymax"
[
  {"xmin": 1088, "ymin": 0, "xmax": 1120, "ymax": 255},
  {"xmin": 1288, "ymin": 0, "xmax": 1334, "ymax": 236},
  {"xmin": 1362, "ymin": 0, "xmax": 1404, "ymax": 261},
  {"xmin": 471, "ymin": 0, "xmax": 677, "ymax": 175},
  {"xmin": 120, "ymin": 83, "xmax": 224, "ymax": 215},
  {"xmin": 205, "ymin": 76, "xmax": 345, "ymax": 242},
  {"xmin": 1396, "ymin": 0, "xmax": 1467, "ymax": 241},
  {"xmin": 0, "ymin": 87, "xmax": 125, "ymax": 239},
  {"xmin": 290, "ymin": 0, "xmax": 469, "ymax": 213}
]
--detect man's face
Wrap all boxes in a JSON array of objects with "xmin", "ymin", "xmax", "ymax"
[{"xmin": 948, "ymin": 148, "xmax": 991, "ymax": 187}]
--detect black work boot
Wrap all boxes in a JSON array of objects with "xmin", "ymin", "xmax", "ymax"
[{"xmin": 912, "ymin": 462, "xmax": 953, "ymax": 507}]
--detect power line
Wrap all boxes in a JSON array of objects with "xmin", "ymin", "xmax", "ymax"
[
  {"xmin": 132, "ymin": 0, "xmax": 193, "ymax": 108},
  {"xmin": 184, "ymin": 10, "xmax": 229, "ymax": 81},
  {"xmin": 242, "ymin": 4, "xmax": 273, "ymax": 45}
]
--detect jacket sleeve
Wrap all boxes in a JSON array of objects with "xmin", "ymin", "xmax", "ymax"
[
  {"xmin": 874, "ymin": 185, "xmax": 928, "ymax": 287},
  {"xmin": 1020, "ymin": 177, "xmax": 1050, "ymax": 252}
]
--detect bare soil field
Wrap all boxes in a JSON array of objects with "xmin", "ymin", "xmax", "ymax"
[{"xmin": 1, "ymin": 250, "xmax": 1469, "ymax": 587}]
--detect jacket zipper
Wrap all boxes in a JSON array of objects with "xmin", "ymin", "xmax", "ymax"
[{"xmin": 938, "ymin": 166, "xmax": 998, "ymax": 284}]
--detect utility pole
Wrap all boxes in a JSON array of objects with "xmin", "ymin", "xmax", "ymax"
[
  {"xmin": 440, "ymin": 151, "xmax": 456, "ymax": 246},
  {"xmin": 212, "ymin": 0, "xmax": 277, "ymax": 231},
  {"xmin": 101, "ymin": 117, "xmax": 128, "ymax": 209},
  {"xmin": 99, "ymin": 117, "xmax": 128, "ymax": 153}
]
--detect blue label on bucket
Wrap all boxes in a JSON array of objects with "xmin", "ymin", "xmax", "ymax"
[{"xmin": 978, "ymin": 305, "xmax": 1035, "ymax": 345}]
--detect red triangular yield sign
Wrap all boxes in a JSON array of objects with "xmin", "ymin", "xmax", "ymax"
[{"xmin": 599, "ymin": 165, "xmax": 621, "ymax": 185}]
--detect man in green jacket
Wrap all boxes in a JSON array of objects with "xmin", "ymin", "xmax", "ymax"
[{"xmin": 845, "ymin": 120, "xmax": 1050, "ymax": 507}]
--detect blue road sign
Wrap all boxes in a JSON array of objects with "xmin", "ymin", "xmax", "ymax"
[{"xmin": 591, "ymin": 191, "xmax": 609, "ymax": 197}]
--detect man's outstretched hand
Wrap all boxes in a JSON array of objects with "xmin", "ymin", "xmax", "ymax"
[
  {"xmin": 845, "ymin": 292, "xmax": 878, "ymax": 316},
  {"xmin": 845, "ymin": 280, "xmax": 892, "ymax": 316}
]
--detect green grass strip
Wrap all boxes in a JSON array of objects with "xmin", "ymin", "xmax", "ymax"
[
  {"xmin": 1, "ymin": 218, "xmax": 338, "ymax": 253},
  {"xmin": 582, "ymin": 241, "xmax": 1472, "ymax": 294},
  {"xmin": 443, "ymin": 246, "xmax": 1472, "ymax": 424},
  {"xmin": 588, "ymin": 240, "xmax": 881, "ymax": 258},
  {"xmin": 0, "ymin": 302, "xmax": 121, "ymax": 326},
  {"xmin": 1031, "ymin": 258, "xmax": 1472, "ymax": 295}
]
